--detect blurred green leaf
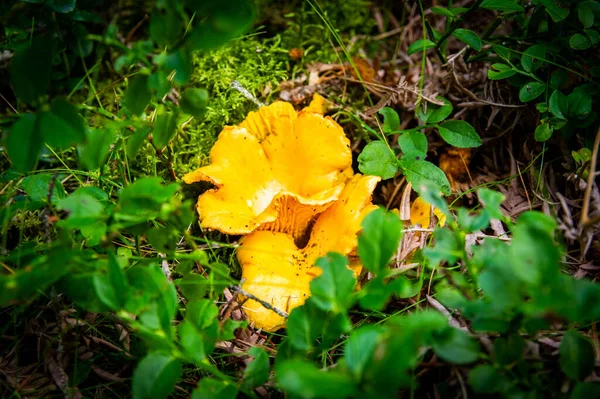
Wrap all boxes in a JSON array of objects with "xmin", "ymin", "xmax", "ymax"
[
  {"xmin": 22, "ymin": 174, "xmax": 66, "ymax": 205},
  {"xmin": 453, "ymin": 28, "xmax": 482, "ymax": 51},
  {"xmin": 92, "ymin": 251, "xmax": 128, "ymax": 310},
  {"xmin": 469, "ymin": 365, "xmax": 502, "ymax": 393},
  {"xmin": 480, "ymin": 0, "xmax": 524, "ymax": 12},
  {"xmin": 560, "ymin": 330, "xmax": 596, "ymax": 381},
  {"xmin": 9, "ymin": 36, "xmax": 53, "ymax": 105},
  {"xmin": 187, "ymin": 0, "xmax": 256, "ymax": 50},
  {"xmin": 124, "ymin": 75, "xmax": 151, "ymax": 116},
  {"xmin": 311, "ymin": 253, "xmax": 355, "ymax": 312},
  {"xmin": 180, "ymin": 88, "xmax": 209, "ymax": 118},
  {"xmin": 276, "ymin": 360, "xmax": 357, "ymax": 399},
  {"xmin": 430, "ymin": 327, "xmax": 480, "ymax": 364},
  {"xmin": 5, "ymin": 114, "xmax": 42, "ymax": 173},
  {"xmin": 132, "ymin": 353, "xmax": 182, "ymax": 399},
  {"xmin": 153, "ymin": 107, "xmax": 178, "ymax": 148},
  {"xmin": 191, "ymin": 378, "xmax": 237, "ymax": 399},
  {"xmin": 39, "ymin": 99, "xmax": 86, "ymax": 149},
  {"xmin": 358, "ymin": 208, "xmax": 403, "ymax": 275},
  {"xmin": 407, "ymin": 39, "xmax": 435, "ymax": 55},
  {"xmin": 79, "ymin": 128, "xmax": 113, "ymax": 170},
  {"xmin": 242, "ymin": 347, "xmax": 269, "ymax": 390},
  {"xmin": 488, "ymin": 63, "xmax": 516, "ymax": 80}
]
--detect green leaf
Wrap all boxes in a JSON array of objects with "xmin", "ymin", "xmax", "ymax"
[
  {"xmin": 46, "ymin": 0, "xmax": 76, "ymax": 13},
  {"xmin": 186, "ymin": 299, "xmax": 219, "ymax": 330},
  {"xmin": 494, "ymin": 335, "xmax": 526, "ymax": 366},
  {"xmin": 400, "ymin": 158, "xmax": 451, "ymax": 196},
  {"xmin": 127, "ymin": 125, "xmax": 152, "ymax": 159},
  {"xmin": 540, "ymin": 0, "xmax": 570, "ymax": 22},
  {"xmin": 407, "ymin": 39, "xmax": 436, "ymax": 55},
  {"xmin": 5, "ymin": 114, "xmax": 42, "ymax": 173},
  {"xmin": 124, "ymin": 75, "xmax": 151, "ymax": 116},
  {"xmin": 242, "ymin": 347, "xmax": 269, "ymax": 390},
  {"xmin": 192, "ymin": 378, "xmax": 237, "ymax": 399},
  {"xmin": 57, "ymin": 189, "xmax": 105, "ymax": 227},
  {"xmin": 9, "ymin": 36, "xmax": 53, "ymax": 105},
  {"xmin": 398, "ymin": 131, "xmax": 427, "ymax": 158},
  {"xmin": 453, "ymin": 29, "xmax": 482, "ymax": 51},
  {"xmin": 437, "ymin": 120, "xmax": 482, "ymax": 148},
  {"xmin": 534, "ymin": 120, "xmax": 554, "ymax": 142},
  {"xmin": 187, "ymin": 0, "xmax": 256, "ymax": 50},
  {"xmin": 521, "ymin": 45, "xmax": 546, "ymax": 73},
  {"xmin": 469, "ymin": 365, "xmax": 502, "ymax": 393},
  {"xmin": 180, "ymin": 88, "xmax": 209, "ymax": 118},
  {"xmin": 549, "ymin": 90, "xmax": 568, "ymax": 120},
  {"xmin": 150, "ymin": 5, "xmax": 182, "ymax": 47},
  {"xmin": 567, "ymin": 91, "xmax": 592, "ymax": 118},
  {"xmin": 570, "ymin": 33, "xmax": 591, "ymax": 50},
  {"xmin": 559, "ymin": 330, "xmax": 596, "ymax": 381},
  {"xmin": 480, "ymin": 0, "xmax": 524, "ymax": 12},
  {"xmin": 418, "ymin": 97, "xmax": 453, "ymax": 124},
  {"xmin": 586, "ymin": 29, "xmax": 600, "ymax": 46},
  {"xmin": 79, "ymin": 128, "xmax": 113, "ymax": 170},
  {"xmin": 178, "ymin": 319, "xmax": 219, "ymax": 363},
  {"xmin": 423, "ymin": 228, "xmax": 460, "ymax": 268},
  {"xmin": 148, "ymin": 71, "xmax": 171, "ymax": 98},
  {"xmin": 379, "ymin": 107, "xmax": 400, "ymax": 133},
  {"xmin": 132, "ymin": 353, "xmax": 182, "ymax": 399},
  {"xmin": 519, "ymin": 82, "xmax": 546, "ymax": 102},
  {"xmin": 22, "ymin": 174, "xmax": 67, "ymax": 205},
  {"xmin": 153, "ymin": 107, "xmax": 179, "ymax": 149},
  {"xmin": 38, "ymin": 99, "xmax": 86, "ymax": 149},
  {"xmin": 0, "ymin": 251, "xmax": 71, "ymax": 306},
  {"xmin": 93, "ymin": 251, "xmax": 128, "ymax": 310},
  {"xmin": 311, "ymin": 253, "xmax": 355, "ymax": 312},
  {"xmin": 276, "ymin": 360, "xmax": 358, "ymax": 399},
  {"xmin": 571, "ymin": 382, "xmax": 600, "ymax": 399},
  {"xmin": 165, "ymin": 47, "xmax": 193, "ymax": 85},
  {"xmin": 358, "ymin": 208, "xmax": 403, "ymax": 275},
  {"xmin": 477, "ymin": 188, "xmax": 505, "ymax": 220},
  {"xmin": 493, "ymin": 45, "xmax": 511, "ymax": 61},
  {"xmin": 357, "ymin": 141, "xmax": 398, "ymax": 179},
  {"xmin": 344, "ymin": 325, "xmax": 383, "ymax": 379},
  {"xmin": 431, "ymin": 327, "xmax": 480, "ymax": 365},
  {"xmin": 487, "ymin": 63, "xmax": 516, "ymax": 80},
  {"xmin": 431, "ymin": 7, "xmax": 455, "ymax": 18},
  {"xmin": 577, "ymin": 2, "xmax": 595, "ymax": 28}
]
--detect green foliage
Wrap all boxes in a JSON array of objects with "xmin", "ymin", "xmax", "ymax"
[
  {"xmin": 410, "ymin": 0, "xmax": 600, "ymax": 143},
  {"xmin": 358, "ymin": 106, "xmax": 471, "ymax": 194}
]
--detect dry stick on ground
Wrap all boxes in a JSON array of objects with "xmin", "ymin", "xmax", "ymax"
[{"xmin": 580, "ymin": 127, "xmax": 600, "ymax": 229}]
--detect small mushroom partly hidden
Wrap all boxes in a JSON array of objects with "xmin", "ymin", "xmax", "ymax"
[{"xmin": 410, "ymin": 196, "xmax": 446, "ymax": 227}]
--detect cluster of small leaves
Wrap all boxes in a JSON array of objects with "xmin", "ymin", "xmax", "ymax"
[
  {"xmin": 358, "ymin": 104, "xmax": 481, "ymax": 194},
  {"xmin": 411, "ymin": 0, "xmax": 600, "ymax": 143}
]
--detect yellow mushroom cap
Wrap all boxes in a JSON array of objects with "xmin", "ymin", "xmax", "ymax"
[
  {"xmin": 183, "ymin": 96, "xmax": 353, "ymax": 242},
  {"xmin": 237, "ymin": 174, "xmax": 380, "ymax": 331}
]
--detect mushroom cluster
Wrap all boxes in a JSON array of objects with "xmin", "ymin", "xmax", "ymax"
[{"xmin": 184, "ymin": 95, "xmax": 380, "ymax": 331}]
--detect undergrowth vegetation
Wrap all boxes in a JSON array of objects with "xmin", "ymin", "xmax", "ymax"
[{"xmin": 1, "ymin": 0, "xmax": 599, "ymax": 398}]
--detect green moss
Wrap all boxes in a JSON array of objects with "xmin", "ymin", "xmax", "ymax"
[{"xmin": 172, "ymin": 35, "xmax": 290, "ymax": 177}]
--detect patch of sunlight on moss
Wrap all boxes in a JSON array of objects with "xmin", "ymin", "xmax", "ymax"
[{"xmin": 173, "ymin": 35, "xmax": 289, "ymax": 178}]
